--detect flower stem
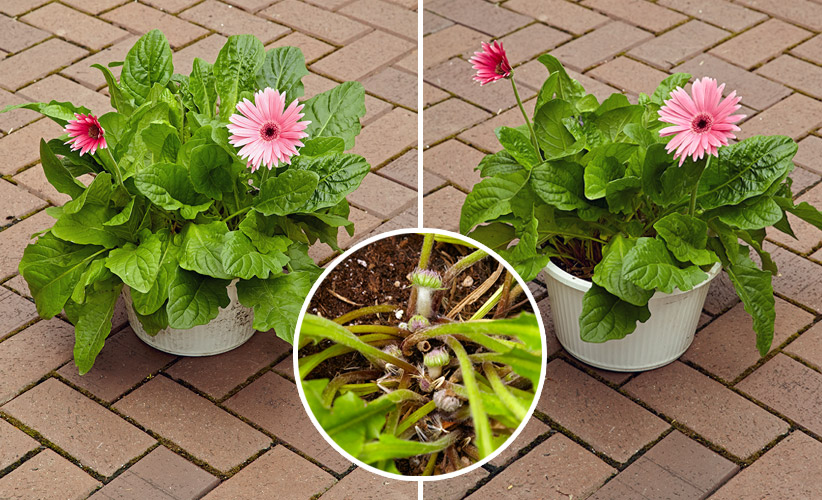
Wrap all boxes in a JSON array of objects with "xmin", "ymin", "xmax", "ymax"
[
  {"xmin": 418, "ymin": 233, "xmax": 435, "ymax": 269},
  {"xmin": 222, "ymin": 206, "xmax": 251, "ymax": 223},
  {"xmin": 98, "ymin": 148, "xmax": 124, "ymax": 187},
  {"xmin": 689, "ymin": 154, "xmax": 711, "ymax": 217},
  {"xmin": 510, "ymin": 77, "xmax": 542, "ymax": 161}
]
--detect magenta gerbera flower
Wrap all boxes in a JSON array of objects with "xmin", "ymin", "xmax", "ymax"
[
  {"xmin": 658, "ymin": 77, "xmax": 745, "ymax": 166},
  {"xmin": 64, "ymin": 113, "xmax": 106, "ymax": 156},
  {"xmin": 469, "ymin": 41, "xmax": 512, "ymax": 86},
  {"xmin": 227, "ymin": 88, "xmax": 311, "ymax": 172}
]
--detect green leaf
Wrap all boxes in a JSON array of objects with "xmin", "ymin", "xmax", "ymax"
[
  {"xmin": 19, "ymin": 233, "xmax": 106, "ymax": 319},
  {"xmin": 52, "ymin": 204, "xmax": 124, "ymax": 248},
  {"xmin": 651, "ymin": 73, "xmax": 691, "ymax": 105},
  {"xmin": 130, "ymin": 232, "xmax": 178, "ymax": 315},
  {"xmin": 166, "ymin": 268, "xmax": 230, "ymax": 329},
  {"xmin": 302, "ymin": 82, "xmax": 366, "ymax": 149},
  {"xmin": 495, "ymin": 126, "xmax": 540, "ymax": 169},
  {"xmin": 134, "ymin": 305, "xmax": 169, "ymax": 335},
  {"xmin": 256, "ymin": 46, "xmax": 309, "ymax": 100},
  {"xmin": 133, "ymin": 163, "xmax": 212, "ymax": 219},
  {"xmin": 91, "ymin": 64, "xmax": 134, "ymax": 115},
  {"xmin": 189, "ymin": 144, "xmax": 232, "ymax": 200},
  {"xmin": 189, "ymin": 58, "xmax": 217, "ymax": 118},
  {"xmin": 255, "ymin": 169, "xmax": 320, "ymax": 215},
  {"xmin": 780, "ymin": 200, "xmax": 822, "ymax": 232},
  {"xmin": 605, "ymin": 176, "xmax": 641, "ymax": 214},
  {"xmin": 592, "ymin": 235, "xmax": 654, "ymax": 306},
  {"xmin": 299, "ymin": 137, "xmax": 345, "ymax": 157},
  {"xmin": 105, "ymin": 230, "xmax": 165, "ymax": 294},
  {"xmin": 62, "ymin": 172, "xmax": 113, "ymax": 215},
  {"xmin": 623, "ymin": 123, "xmax": 658, "ymax": 148},
  {"xmin": 221, "ymin": 231, "xmax": 288, "ymax": 280},
  {"xmin": 536, "ymin": 54, "xmax": 585, "ymax": 104},
  {"xmin": 238, "ymin": 211, "xmax": 292, "ymax": 254},
  {"xmin": 459, "ymin": 169, "xmax": 528, "ymax": 233},
  {"xmin": 534, "ymin": 71, "xmax": 559, "ymax": 115},
  {"xmin": 623, "ymin": 237, "xmax": 708, "ymax": 293},
  {"xmin": 478, "ymin": 150, "xmax": 522, "ymax": 177},
  {"xmin": 2, "ymin": 100, "xmax": 91, "ymax": 127},
  {"xmin": 654, "ymin": 213, "xmax": 718, "ymax": 266},
  {"xmin": 291, "ymin": 153, "xmax": 369, "ymax": 212},
  {"xmin": 39, "ymin": 139, "xmax": 86, "ymax": 198},
  {"xmin": 641, "ymin": 143, "xmax": 678, "ymax": 206},
  {"xmin": 715, "ymin": 195, "xmax": 783, "ymax": 230},
  {"xmin": 140, "ymin": 122, "xmax": 177, "ymax": 161},
  {"xmin": 70, "ymin": 280, "xmax": 122, "ymax": 375},
  {"xmin": 214, "ymin": 34, "xmax": 266, "ymax": 120},
  {"xmin": 103, "ymin": 197, "xmax": 148, "ymax": 242},
  {"xmin": 595, "ymin": 105, "xmax": 643, "ymax": 141},
  {"xmin": 584, "ymin": 155, "xmax": 624, "ymax": 200},
  {"xmin": 71, "ymin": 258, "xmax": 112, "ymax": 304},
  {"xmin": 531, "ymin": 160, "xmax": 589, "ymax": 211},
  {"xmin": 580, "ymin": 284, "xmax": 651, "ymax": 342},
  {"xmin": 237, "ymin": 271, "xmax": 314, "ymax": 342},
  {"xmin": 179, "ymin": 221, "xmax": 232, "ymax": 279},
  {"xmin": 533, "ymin": 99, "xmax": 576, "ymax": 157},
  {"xmin": 121, "ymin": 30, "xmax": 173, "ymax": 106}
]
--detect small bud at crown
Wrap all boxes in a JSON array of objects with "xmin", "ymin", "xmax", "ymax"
[
  {"xmin": 408, "ymin": 315, "xmax": 430, "ymax": 332},
  {"xmin": 433, "ymin": 389, "xmax": 461, "ymax": 413},
  {"xmin": 424, "ymin": 347, "xmax": 450, "ymax": 368},
  {"xmin": 411, "ymin": 269, "xmax": 444, "ymax": 289}
]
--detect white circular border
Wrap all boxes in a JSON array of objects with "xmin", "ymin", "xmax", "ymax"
[{"xmin": 293, "ymin": 227, "xmax": 548, "ymax": 483}]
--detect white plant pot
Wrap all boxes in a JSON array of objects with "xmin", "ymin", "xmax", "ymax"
[
  {"xmin": 542, "ymin": 261, "xmax": 721, "ymax": 372},
  {"xmin": 123, "ymin": 280, "xmax": 255, "ymax": 356}
]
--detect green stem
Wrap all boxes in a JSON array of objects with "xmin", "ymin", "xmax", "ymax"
[
  {"xmin": 689, "ymin": 154, "xmax": 711, "ymax": 217},
  {"xmin": 444, "ymin": 249, "xmax": 488, "ymax": 284},
  {"xmin": 223, "ymin": 206, "xmax": 251, "ymax": 223},
  {"xmin": 419, "ymin": 233, "xmax": 435, "ymax": 269},
  {"xmin": 445, "ymin": 336, "xmax": 493, "ymax": 458},
  {"xmin": 395, "ymin": 400, "xmax": 437, "ymax": 436},
  {"xmin": 422, "ymin": 452, "xmax": 439, "ymax": 476},
  {"xmin": 483, "ymin": 363, "xmax": 527, "ymax": 421},
  {"xmin": 98, "ymin": 148, "xmax": 124, "ymax": 187},
  {"xmin": 345, "ymin": 325, "xmax": 404, "ymax": 335},
  {"xmin": 334, "ymin": 304, "xmax": 401, "ymax": 325},
  {"xmin": 470, "ymin": 286, "xmax": 503, "ymax": 320},
  {"xmin": 511, "ymin": 77, "xmax": 542, "ymax": 161},
  {"xmin": 298, "ymin": 333, "xmax": 395, "ymax": 380}
]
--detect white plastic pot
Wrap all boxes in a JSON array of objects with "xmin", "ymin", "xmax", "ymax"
[
  {"xmin": 123, "ymin": 280, "xmax": 255, "ymax": 356},
  {"xmin": 542, "ymin": 261, "xmax": 721, "ymax": 372}
]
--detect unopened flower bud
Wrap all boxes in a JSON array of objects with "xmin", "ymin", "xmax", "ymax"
[
  {"xmin": 424, "ymin": 347, "xmax": 450, "ymax": 379},
  {"xmin": 433, "ymin": 389, "xmax": 461, "ymax": 413},
  {"xmin": 408, "ymin": 315, "xmax": 430, "ymax": 332},
  {"xmin": 411, "ymin": 269, "xmax": 444, "ymax": 290}
]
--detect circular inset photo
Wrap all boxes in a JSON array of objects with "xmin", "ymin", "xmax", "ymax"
[{"xmin": 294, "ymin": 229, "xmax": 546, "ymax": 479}]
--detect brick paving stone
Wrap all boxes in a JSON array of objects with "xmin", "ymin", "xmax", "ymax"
[
  {"xmin": 362, "ymin": 67, "xmax": 417, "ymax": 109},
  {"xmin": 538, "ymin": 360, "xmax": 668, "ymax": 463},
  {"xmin": 172, "ymin": 34, "xmax": 228, "ymax": 76},
  {"xmin": 424, "ymin": 467, "xmax": 489, "ymax": 500},
  {"xmin": 657, "ymin": 0, "xmax": 766, "ymax": 32},
  {"xmin": 456, "ymin": 98, "xmax": 534, "ymax": 152},
  {"xmin": 795, "ymin": 135, "xmax": 822, "ymax": 175},
  {"xmin": 61, "ymin": 35, "xmax": 139, "ymax": 90},
  {"xmin": 378, "ymin": 149, "xmax": 417, "ymax": 190},
  {"xmin": 785, "ymin": 321, "xmax": 822, "ymax": 368},
  {"xmin": 224, "ymin": 371, "xmax": 350, "ymax": 473},
  {"xmin": 489, "ymin": 417, "xmax": 550, "ymax": 467},
  {"xmin": 426, "ymin": 58, "xmax": 532, "ymax": 113},
  {"xmin": 103, "ymin": 3, "xmax": 208, "ymax": 50},
  {"xmin": 550, "ymin": 21, "xmax": 653, "ymax": 72},
  {"xmin": 427, "ymin": 0, "xmax": 530, "ymax": 38},
  {"xmin": 203, "ymin": 446, "xmax": 336, "ymax": 500},
  {"xmin": 492, "ymin": 24, "xmax": 571, "ymax": 67},
  {"xmin": 302, "ymin": 72, "xmax": 338, "ymax": 100},
  {"xmin": 0, "ymin": 14, "xmax": 48, "ymax": 54},
  {"xmin": 0, "ymin": 38, "xmax": 88, "ymax": 91},
  {"xmin": 222, "ymin": 0, "xmax": 277, "ymax": 12},
  {"xmin": 0, "ymin": 286, "xmax": 37, "ymax": 338},
  {"xmin": 266, "ymin": 32, "xmax": 334, "ymax": 64},
  {"xmin": 0, "ymin": 212, "xmax": 53, "ymax": 280},
  {"xmin": 424, "ymin": 171, "xmax": 447, "ymax": 194},
  {"xmin": 423, "ymin": 186, "xmax": 467, "ymax": 232},
  {"xmin": 623, "ymin": 361, "xmax": 789, "ymax": 459},
  {"xmin": 709, "ymin": 19, "xmax": 811, "ymax": 70},
  {"xmin": 0, "ymin": 449, "xmax": 100, "ymax": 500},
  {"xmin": 504, "ymin": 0, "xmax": 608, "ymax": 35},
  {"xmin": 757, "ymin": 55, "xmax": 822, "ymax": 100},
  {"xmin": 181, "ymin": 0, "xmax": 288, "ymax": 43},
  {"xmin": 0, "ymin": 0, "xmax": 50, "ymax": 16},
  {"xmin": 423, "ymin": 140, "xmax": 483, "ymax": 192},
  {"xmin": 590, "ymin": 431, "xmax": 738, "ymax": 500},
  {"xmin": 703, "ymin": 272, "xmax": 740, "ymax": 315},
  {"xmin": 61, "ymin": 0, "xmax": 128, "ymax": 15},
  {"xmin": 90, "ymin": 446, "xmax": 218, "ymax": 500},
  {"xmin": 166, "ymin": 330, "xmax": 289, "ymax": 399},
  {"xmin": 0, "ymin": 418, "xmax": 39, "ymax": 470},
  {"xmin": 340, "ymin": 0, "xmax": 416, "ymax": 41},
  {"xmin": 423, "ymin": 11, "xmax": 453, "ymax": 35},
  {"xmin": 789, "ymin": 166, "xmax": 820, "ymax": 195},
  {"xmin": 312, "ymin": 30, "xmax": 413, "ymax": 82},
  {"xmin": 536, "ymin": 297, "xmax": 562, "ymax": 356},
  {"xmin": 467, "ymin": 434, "xmax": 615, "ymax": 499},
  {"xmin": 57, "ymin": 328, "xmax": 174, "ymax": 402},
  {"xmin": 19, "ymin": 75, "xmax": 113, "ymax": 117},
  {"xmin": 682, "ymin": 298, "xmax": 814, "ymax": 381},
  {"xmin": 711, "ymin": 431, "xmax": 822, "ymax": 499},
  {"xmin": 735, "ymin": 0, "xmax": 822, "ymax": 32},
  {"xmin": 590, "ymin": 367, "xmax": 633, "ymax": 386},
  {"xmin": 628, "ymin": 21, "xmax": 729, "ymax": 71},
  {"xmin": 2, "ymin": 379, "xmax": 155, "ymax": 476},
  {"xmin": 261, "ymin": 0, "xmax": 370, "ymax": 45},
  {"xmin": 423, "ymin": 24, "xmax": 486, "ymax": 70},
  {"xmin": 586, "ymin": 57, "xmax": 668, "ymax": 97},
  {"xmin": 792, "ymin": 34, "xmax": 822, "ymax": 65},
  {"xmin": 739, "ymin": 93, "xmax": 822, "ymax": 141},
  {"xmin": 767, "ymin": 243, "xmax": 822, "ymax": 312},
  {"xmin": 308, "ymin": 207, "xmax": 382, "ymax": 263},
  {"xmin": 424, "ymin": 99, "xmax": 490, "ymax": 146},
  {"xmin": 768, "ymin": 183, "xmax": 822, "ymax": 253},
  {"xmin": 0, "ymin": 89, "xmax": 39, "ymax": 134},
  {"xmin": 319, "ymin": 468, "xmax": 417, "ymax": 499},
  {"xmin": 364, "ymin": 93, "xmax": 392, "ymax": 124},
  {"xmin": 271, "ymin": 355, "xmax": 293, "ymax": 379},
  {"xmin": 114, "ymin": 376, "xmax": 269, "ymax": 473},
  {"xmin": 395, "ymin": 49, "xmax": 417, "ymax": 75},
  {"xmin": 348, "ymin": 173, "xmax": 416, "ymax": 218},
  {"xmin": 675, "ymin": 54, "xmax": 792, "ymax": 111},
  {"xmin": 351, "ymin": 107, "xmax": 417, "ymax": 167},
  {"xmin": 581, "ymin": 0, "xmax": 686, "ymax": 33},
  {"xmin": 22, "ymin": 3, "xmax": 128, "ymax": 52},
  {"xmin": 13, "ymin": 166, "xmax": 91, "ymax": 206},
  {"xmin": 737, "ymin": 354, "xmax": 822, "ymax": 435},
  {"xmin": 0, "ymin": 179, "xmax": 47, "ymax": 224},
  {"xmin": 141, "ymin": 0, "xmax": 202, "ymax": 13}
]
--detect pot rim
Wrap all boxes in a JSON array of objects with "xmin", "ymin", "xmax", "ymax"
[{"xmin": 544, "ymin": 259, "xmax": 722, "ymax": 298}]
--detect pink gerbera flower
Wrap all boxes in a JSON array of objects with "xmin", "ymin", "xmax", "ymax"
[
  {"xmin": 469, "ymin": 41, "xmax": 512, "ymax": 86},
  {"xmin": 64, "ymin": 114, "xmax": 106, "ymax": 156},
  {"xmin": 227, "ymin": 88, "xmax": 311, "ymax": 172},
  {"xmin": 658, "ymin": 77, "xmax": 745, "ymax": 166}
]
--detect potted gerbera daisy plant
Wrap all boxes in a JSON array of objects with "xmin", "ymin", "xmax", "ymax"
[
  {"xmin": 2, "ymin": 30, "xmax": 370, "ymax": 373},
  {"xmin": 460, "ymin": 41, "xmax": 822, "ymax": 371}
]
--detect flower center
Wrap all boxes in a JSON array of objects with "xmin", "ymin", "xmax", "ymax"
[
  {"xmin": 691, "ymin": 113, "xmax": 713, "ymax": 133},
  {"xmin": 495, "ymin": 61, "xmax": 506, "ymax": 75},
  {"xmin": 260, "ymin": 122, "xmax": 281, "ymax": 141},
  {"xmin": 87, "ymin": 125, "xmax": 100, "ymax": 139}
]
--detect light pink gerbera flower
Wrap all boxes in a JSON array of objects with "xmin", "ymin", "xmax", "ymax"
[
  {"xmin": 65, "ymin": 114, "xmax": 106, "ymax": 156},
  {"xmin": 469, "ymin": 41, "xmax": 512, "ymax": 86},
  {"xmin": 658, "ymin": 77, "xmax": 745, "ymax": 166},
  {"xmin": 227, "ymin": 88, "xmax": 310, "ymax": 172}
]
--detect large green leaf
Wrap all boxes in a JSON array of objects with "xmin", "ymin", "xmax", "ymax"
[
  {"xmin": 536, "ymin": 54, "xmax": 585, "ymax": 104},
  {"xmin": 103, "ymin": 197, "xmax": 148, "ymax": 242},
  {"xmin": 221, "ymin": 231, "xmax": 288, "ymax": 280},
  {"xmin": 189, "ymin": 144, "xmax": 232, "ymax": 200},
  {"xmin": 584, "ymin": 155, "xmax": 624, "ymax": 200},
  {"xmin": 255, "ymin": 169, "xmax": 320, "ymax": 216},
  {"xmin": 478, "ymin": 150, "xmax": 523, "ymax": 177},
  {"xmin": 255, "ymin": 46, "xmax": 309, "ymax": 100},
  {"xmin": 580, "ymin": 284, "xmax": 651, "ymax": 342},
  {"xmin": 459, "ymin": 169, "xmax": 528, "ymax": 233},
  {"xmin": 530, "ymin": 160, "xmax": 589, "ymax": 211},
  {"xmin": 179, "ymin": 221, "xmax": 232, "ymax": 279},
  {"xmin": 214, "ymin": 34, "xmax": 266, "ymax": 120},
  {"xmin": 130, "ymin": 232, "xmax": 178, "ymax": 315},
  {"xmin": 238, "ymin": 211, "xmax": 292, "ymax": 254},
  {"xmin": 592, "ymin": 235, "xmax": 654, "ymax": 306},
  {"xmin": 91, "ymin": 64, "xmax": 134, "ymax": 115},
  {"xmin": 291, "ymin": 153, "xmax": 369, "ymax": 212},
  {"xmin": 39, "ymin": 139, "xmax": 86, "ymax": 198},
  {"xmin": 302, "ymin": 82, "xmax": 366, "ymax": 149},
  {"xmin": 166, "ymin": 269, "xmax": 230, "ymax": 329},
  {"xmin": 605, "ymin": 176, "xmax": 641, "ymax": 214},
  {"xmin": 121, "ymin": 30, "xmax": 173, "ymax": 105},
  {"xmin": 641, "ymin": 143, "xmax": 678, "ymax": 206},
  {"xmin": 715, "ymin": 195, "xmax": 783, "ymax": 230},
  {"xmin": 2, "ymin": 100, "xmax": 91, "ymax": 127},
  {"xmin": 533, "ymin": 99, "xmax": 576, "ymax": 157},
  {"xmin": 189, "ymin": 58, "xmax": 217, "ymax": 118},
  {"xmin": 623, "ymin": 237, "xmax": 708, "ymax": 293},
  {"xmin": 495, "ymin": 126, "xmax": 540, "ymax": 169},
  {"xmin": 105, "ymin": 229, "xmax": 165, "ymax": 294},
  {"xmin": 69, "ymin": 280, "xmax": 122, "ymax": 375},
  {"xmin": 651, "ymin": 73, "xmax": 691, "ymax": 105},
  {"xmin": 654, "ymin": 213, "xmax": 718, "ymax": 266},
  {"xmin": 237, "ymin": 271, "xmax": 313, "ymax": 342},
  {"xmin": 62, "ymin": 172, "xmax": 113, "ymax": 215},
  {"xmin": 52, "ymin": 204, "xmax": 124, "ymax": 248},
  {"xmin": 133, "ymin": 163, "xmax": 212, "ymax": 219},
  {"xmin": 595, "ymin": 105, "xmax": 642, "ymax": 141}
]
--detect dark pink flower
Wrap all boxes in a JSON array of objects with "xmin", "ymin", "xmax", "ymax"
[
  {"xmin": 64, "ymin": 114, "xmax": 106, "ymax": 156},
  {"xmin": 469, "ymin": 41, "xmax": 512, "ymax": 86}
]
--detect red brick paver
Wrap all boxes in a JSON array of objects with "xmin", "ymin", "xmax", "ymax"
[{"xmin": 0, "ymin": 450, "xmax": 100, "ymax": 500}]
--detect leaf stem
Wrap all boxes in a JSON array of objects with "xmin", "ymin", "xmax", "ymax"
[
  {"xmin": 689, "ymin": 154, "xmax": 711, "ymax": 217},
  {"xmin": 395, "ymin": 400, "xmax": 437, "ymax": 436},
  {"xmin": 223, "ymin": 206, "xmax": 251, "ymax": 223},
  {"xmin": 510, "ymin": 76, "xmax": 542, "ymax": 161},
  {"xmin": 97, "ymin": 147, "xmax": 124, "ymax": 187},
  {"xmin": 483, "ymin": 362, "xmax": 527, "ymax": 421},
  {"xmin": 334, "ymin": 304, "xmax": 401, "ymax": 325},
  {"xmin": 444, "ymin": 249, "xmax": 488, "ymax": 284},
  {"xmin": 445, "ymin": 336, "xmax": 493, "ymax": 458},
  {"xmin": 419, "ymin": 233, "xmax": 435, "ymax": 269}
]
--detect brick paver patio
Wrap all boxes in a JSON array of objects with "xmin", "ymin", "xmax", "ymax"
[
  {"xmin": 0, "ymin": 0, "xmax": 417, "ymax": 498},
  {"xmin": 423, "ymin": 0, "xmax": 822, "ymax": 498}
]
